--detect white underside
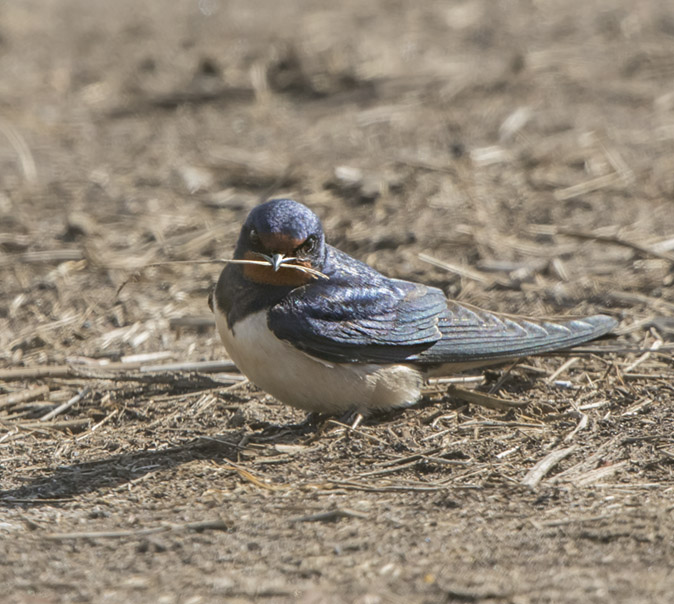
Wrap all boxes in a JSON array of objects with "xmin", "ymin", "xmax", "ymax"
[{"xmin": 215, "ymin": 309, "xmax": 423, "ymax": 414}]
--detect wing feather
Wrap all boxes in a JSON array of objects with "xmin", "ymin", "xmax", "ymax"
[
  {"xmin": 417, "ymin": 304, "xmax": 616, "ymax": 364},
  {"xmin": 269, "ymin": 277, "xmax": 447, "ymax": 363},
  {"xmin": 267, "ymin": 247, "xmax": 616, "ymax": 366}
]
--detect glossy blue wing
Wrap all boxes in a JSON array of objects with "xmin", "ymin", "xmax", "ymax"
[
  {"xmin": 267, "ymin": 245, "xmax": 616, "ymax": 366},
  {"xmin": 268, "ymin": 277, "xmax": 447, "ymax": 363}
]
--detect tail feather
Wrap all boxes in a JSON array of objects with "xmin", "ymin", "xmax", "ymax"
[{"xmin": 418, "ymin": 304, "xmax": 617, "ymax": 365}]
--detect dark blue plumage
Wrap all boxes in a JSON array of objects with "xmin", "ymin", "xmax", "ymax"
[{"xmin": 269, "ymin": 247, "xmax": 447, "ymax": 362}]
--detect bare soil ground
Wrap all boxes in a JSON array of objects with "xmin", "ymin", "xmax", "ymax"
[{"xmin": 1, "ymin": 1, "xmax": 674, "ymax": 602}]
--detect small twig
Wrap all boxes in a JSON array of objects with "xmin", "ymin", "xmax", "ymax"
[
  {"xmin": 119, "ymin": 351, "xmax": 175, "ymax": 364},
  {"xmin": 418, "ymin": 253, "xmax": 494, "ymax": 285},
  {"xmin": 289, "ymin": 508, "xmax": 369, "ymax": 523},
  {"xmin": 549, "ymin": 437, "xmax": 619, "ymax": 483},
  {"xmin": 623, "ymin": 339, "xmax": 663, "ymax": 373},
  {"xmin": 553, "ymin": 173, "xmax": 623, "ymax": 201},
  {"xmin": 324, "ymin": 419, "xmax": 388, "ymax": 445},
  {"xmin": 427, "ymin": 376, "xmax": 486, "ymax": 385},
  {"xmin": 44, "ymin": 518, "xmax": 229, "ymax": 541},
  {"xmin": 0, "ymin": 386, "xmax": 50, "ymax": 409},
  {"xmin": 39, "ymin": 387, "xmax": 90, "ymax": 422},
  {"xmin": 458, "ymin": 419, "xmax": 543, "ymax": 430},
  {"xmin": 521, "ymin": 445, "xmax": 578, "ymax": 488},
  {"xmin": 3, "ymin": 418, "xmax": 90, "ymax": 431},
  {"xmin": 350, "ymin": 413, "xmax": 364, "ymax": 430},
  {"xmin": 327, "ymin": 480, "xmax": 474, "ymax": 493},
  {"xmin": 488, "ymin": 360, "xmax": 521, "ymax": 395},
  {"xmin": 197, "ymin": 435, "xmax": 248, "ymax": 450},
  {"xmin": 496, "ymin": 446, "xmax": 520, "ymax": 459},
  {"xmin": 371, "ymin": 448, "xmax": 440, "ymax": 468},
  {"xmin": 564, "ymin": 413, "xmax": 588, "ymax": 442},
  {"xmin": 219, "ymin": 460, "xmax": 285, "ymax": 491},
  {"xmin": 620, "ymin": 397, "xmax": 653, "ymax": 416},
  {"xmin": 547, "ymin": 357, "xmax": 579, "ymax": 383},
  {"xmin": 355, "ymin": 455, "xmax": 470, "ymax": 479},
  {"xmin": 420, "ymin": 428, "xmax": 454, "ymax": 442},
  {"xmin": 600, "ymin": 141, "xmax": 635, "ymax": 185},
  {"xmin": 139, "ymin": 360, "xmax": 238, "ymax": 374},
  {"xmin": 0, "ymin": 427, "xmax": 20, "ymax": 444},
  {"xmin": 448, "ymin": 385, "xmax": 528, "ymax": 411},
  {"xmin": 353, "ymin": 460, "xmax": 422, "ymax": 479},
  {"xmin": 75, "ymin": 409, "xmax": 119, "ymax": 442}
]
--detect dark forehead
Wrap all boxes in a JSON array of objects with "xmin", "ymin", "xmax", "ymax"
[{"xmin": 246, "ymin": 199, "xmax": 322, "ymax": 238}]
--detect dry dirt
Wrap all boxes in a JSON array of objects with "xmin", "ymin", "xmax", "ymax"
[{"xmin": 1, "ymin": 1, "xmax": 674, "ymax": 603}]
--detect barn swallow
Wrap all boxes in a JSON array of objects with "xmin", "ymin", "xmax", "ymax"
[{"xmin": 210, "ymin": 199, "xmax": 617, "ymax": 414}]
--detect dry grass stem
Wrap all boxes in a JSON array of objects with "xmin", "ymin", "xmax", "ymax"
[
  {"xmin": 448, "ymin": 385, "xmax": 528, "ymax": 411},
  {"xmin": 521, "ymin": 446, "xmax": 578, "ymax": 488},
  {"xmin": 39, "ymin": 387, "xmax": 90, "ymax": 422},
  {"xmin": 45, "ymin": 518, "xmax": 229, "ymax": 541},
  {"xmin": 418, "ymin": 253, "xmax": 495, "ymax": 285}
]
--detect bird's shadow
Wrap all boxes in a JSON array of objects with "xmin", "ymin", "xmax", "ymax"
[
  {"xmin": 0, "ymin": 421, "xmax": 317, "ymax": 507},
  {"xmin": 0, "ymin": 401, "xmax": 440, "ymax": 506}
]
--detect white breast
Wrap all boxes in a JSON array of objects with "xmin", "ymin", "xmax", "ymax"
[{"xmin": 214, "ymin": 309, "xmax": 422, "ymax": 414}]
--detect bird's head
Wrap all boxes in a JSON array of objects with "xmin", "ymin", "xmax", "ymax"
[{"xmin": 234, "ymin": 199, "xmax": 327, "ymax": 287}]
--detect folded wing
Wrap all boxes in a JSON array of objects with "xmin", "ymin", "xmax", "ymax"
[
  {"xmin": 269, "ymin": 254, "xmax": 616, "ymax": 366},
  {"xmin": 269, "ymin": 278, "xmax": 447, "ymax": 363}
]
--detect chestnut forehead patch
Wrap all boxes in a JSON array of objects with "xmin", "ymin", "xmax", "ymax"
[{"xmin": 258, "ymin": 232, "xmax": 305, "ymax": 254}]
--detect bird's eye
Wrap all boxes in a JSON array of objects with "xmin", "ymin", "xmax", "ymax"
[
  {"xmin": 297, "ymin": 234, "xmax": 317, "ymax": 256},
  {"xmin": 249, "ymin": 228, "xmax": 261, "ymax": 247}
]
